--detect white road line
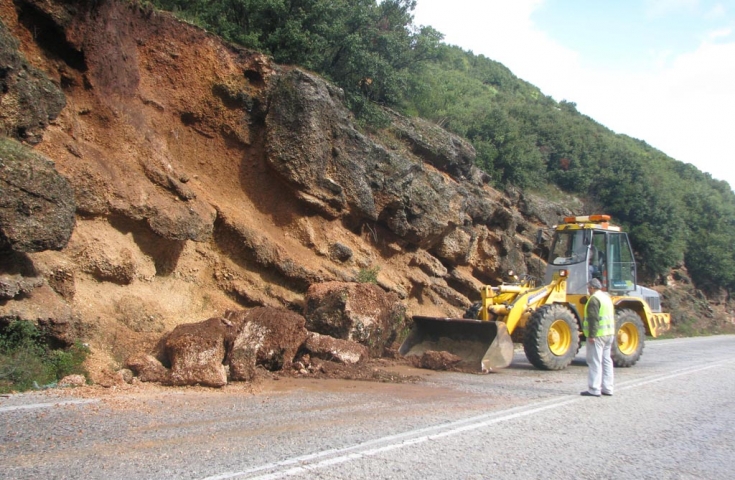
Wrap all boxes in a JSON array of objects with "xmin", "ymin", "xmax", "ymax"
[
  {"xmin": 617, "ymin": 359, "xmax": 733, "ymax": 391},
  {"xmin": 202, "ymin": 359, "xmax": 735, "ymax": 480},
  {"xmin": 0, "ymin": 398, "xmax": 99, "ymax": 413}
]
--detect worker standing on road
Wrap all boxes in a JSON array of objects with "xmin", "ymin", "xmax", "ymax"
[{"xmin": 581, "ymin": 278, "xmax": 615, "ymax": 397}]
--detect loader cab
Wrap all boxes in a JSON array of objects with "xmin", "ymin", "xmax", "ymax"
[{"xmin": 545, "ymin": 215, "xmax": 637, "ymax": 295}]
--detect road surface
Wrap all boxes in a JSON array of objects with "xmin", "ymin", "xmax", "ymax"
[{"xmin": 1, "ymin": 335, "xmax": 734, "ymax": 479}]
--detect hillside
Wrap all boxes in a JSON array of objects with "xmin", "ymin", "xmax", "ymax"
[{"xmin": 1, "ymin": 0, "xmax": 733, "ymax": 387}]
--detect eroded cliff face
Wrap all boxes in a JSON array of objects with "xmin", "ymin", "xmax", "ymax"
[{"xmin": 0, "ymin": 0, "xmax": 574, "ymax": 380}]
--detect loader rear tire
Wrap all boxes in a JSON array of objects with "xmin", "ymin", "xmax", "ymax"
[
  {"xmin": 523, "ymin": 304, "xmax": 580, "ymax": 370},
  {"xmin": 612, "ymin": 309, "xmax": 645, "ymax": 367}
]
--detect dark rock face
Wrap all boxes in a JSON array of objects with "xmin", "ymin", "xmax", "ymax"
[
  {"xmin": 265, "ymin": 70, "xmax": 378, "ymax": 220},
  {"xmin": 388, "ymin": 112, "xmax": 480, "ymax": 183},
  {"xmin": 329, "ymin": 242, "xmax": 353, "ymax": 263},
  {"xmin": 265, "ymin": 70, "xmax": 490, "ymax": 251},
  {"xmin": 0, "ymin": 137, "xmax": 76, "ymax": 252},
  {"xmin": 0, "ymin": 19, "xmax": 66, "ymax": 144}
]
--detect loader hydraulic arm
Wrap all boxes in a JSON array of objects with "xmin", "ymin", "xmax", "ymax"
[{"xmin": 480, "ymin": 273, "xmax": 569, "ymax": 334}]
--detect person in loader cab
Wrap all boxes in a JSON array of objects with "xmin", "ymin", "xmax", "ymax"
[
  {"xmin": 588, "ymin": 242, "xmax": 606, "ymax": 282},
  {"xmin": 581, "ymin": 278, "xmax": 615, "ymax": 397}
]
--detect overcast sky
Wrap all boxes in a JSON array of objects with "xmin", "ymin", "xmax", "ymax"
[{"xmin": 412, "ymin": 0, "xmax": 735, "ymax": 191}]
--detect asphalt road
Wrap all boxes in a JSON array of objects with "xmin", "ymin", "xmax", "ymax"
[{"xmin": 1, "ymin": 335, "xmax": 734, "ymax": 480}]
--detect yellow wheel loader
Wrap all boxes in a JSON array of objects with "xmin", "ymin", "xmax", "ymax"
[{"xmin": 400, "ymin": 215, "xmax": 671, "ymax": 372}]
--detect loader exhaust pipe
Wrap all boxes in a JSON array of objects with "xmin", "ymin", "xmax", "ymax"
[{"xmin": 399, "ymin": 316, "xmax": 515, "ymax": 372}]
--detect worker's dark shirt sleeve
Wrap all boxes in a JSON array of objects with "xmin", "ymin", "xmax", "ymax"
[{"xmin": 587, "ymin": 295, "xmax": 601, "ymax": 338}]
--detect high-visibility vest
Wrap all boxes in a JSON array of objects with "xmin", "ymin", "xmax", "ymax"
[{"xmin": 584, "ymin": 290, "xmax": 615, "ymax": 337}]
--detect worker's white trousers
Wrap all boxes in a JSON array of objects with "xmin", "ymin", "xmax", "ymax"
[{"xmin": 586, "ymin": 335, "xmax": 614, "ymax": 395}]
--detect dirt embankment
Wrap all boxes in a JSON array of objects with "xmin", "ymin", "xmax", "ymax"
[{"xmin": 1, "ymin": 0, "xmax": 733, "ymax": 389}]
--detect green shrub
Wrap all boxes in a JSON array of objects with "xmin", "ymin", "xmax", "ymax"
[
  {"xmin": 0, "ymin": 321, "xmax": 89, "ymax": 393},
  {"xmin": 356, "ymin": 266, "xmax": 380, "ymax": 284}
]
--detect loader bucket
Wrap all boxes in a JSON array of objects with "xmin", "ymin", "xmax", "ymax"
[{"xmin": 399, "ymin": 316, "xmax": 514, "ymax": 372}]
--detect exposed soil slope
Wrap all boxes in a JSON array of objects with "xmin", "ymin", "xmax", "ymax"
[{"xmin": 1, "ymin": 0, "xmax": 733, "ymax": 386}]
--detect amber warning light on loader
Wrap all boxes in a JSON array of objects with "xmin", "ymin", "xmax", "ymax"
[{"xmin": 563, "ymin": 214, "xmax": 611, "ymax": 223}]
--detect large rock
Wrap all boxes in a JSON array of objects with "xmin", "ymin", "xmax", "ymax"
[
  {"xmin": 303, "ymin": 332, "xmax": 368, "ymax": 364},
  {"xmin": 388, "ymin": 112, "xmax": 481, "ymax": 184},
  {"xmin": 0, "ymin": 138, "xmax": 76, "ymax": 252},
  {"xmin": 304, "ymin": 282, "xmax": 406, "ymax": 357},
  {"xmin": 0, "ymin": 274, "xmax": 44, "ymax": 299},
  {"xmin": 125, "ymin": 353, "xmax": 170, "ymax": 384},
  {"xmin": 224, "ymin": 319, "xmax": 268, "ymax": 382},
  {"xmin": 432, "ymin": 227, "xmax": 477, "ymax": 266},
  {"xmin": 129, "ymin": 308, "xmax": 308, "ymax": 386},
  {"xmin": 224, "ymin": 307, "xmax": 308, "ymax": 378},
  {"xmin": 165, "ymin": 317, "xmax": 230, "ymax": 387}
]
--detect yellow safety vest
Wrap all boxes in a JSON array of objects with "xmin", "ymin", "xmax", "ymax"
[{"xmin": 584, "ymin": 290, "xmax": 615, "ymax": 337}]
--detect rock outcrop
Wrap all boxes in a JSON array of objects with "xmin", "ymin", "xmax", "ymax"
[
  {"xmin": 0, "ymin": 0, "xmax": 576, "ymax": 385},
  {"xmin": 0, "ymin": 19, "xmax": 65, "ymax": 144},
  {"xmin": 0, "ymin": 137, "xmax": 76, "ymax": 252}
]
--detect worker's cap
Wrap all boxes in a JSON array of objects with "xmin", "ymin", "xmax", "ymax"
[{"xmin": 588, "ymin": 278, "xmax": 602, "ymax": 289}]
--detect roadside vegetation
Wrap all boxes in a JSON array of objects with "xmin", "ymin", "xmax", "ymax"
[{"xmin": 0, "ymin": 321, "xmax": 89, "ymax": 393}]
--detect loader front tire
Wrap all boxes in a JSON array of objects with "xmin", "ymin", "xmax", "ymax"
[
  {"xmin": 523, "ymin": 304, "xmax": 580, "ymax": 370},
  {"xmin": 612, "ymin": 309, "xmax": 645, "ymax": 367}
]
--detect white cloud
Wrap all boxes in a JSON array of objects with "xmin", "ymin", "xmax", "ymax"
[
  {"xmin": 536, "ymin": 37, "xmax": 735, "ymax": 184},
  {"xmin": 645, "ymin": 0, "xmax": 700, "ymax": 17},
  {"xmin": 412, "ymin": 0, "xmax": 735, "ymax": 189},
  {"xmin": 704, "ymin": 3, "xmax": 727, "ymax": 19},
  {"xmin": 636, "ymin": 41, "xmax": 735, "ymax": 179},
  {"xmin": 413, "ymin": 0, "xmax": 581, "ymax": 101},
  {"xmin": 706, "ymin": 27, "xmax": 733, "ymax": 41}
]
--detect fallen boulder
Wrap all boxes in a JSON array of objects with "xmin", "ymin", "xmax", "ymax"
[
  {"xmin": 225, "ymin": 307, "xmax": 308, "ymax": 377},
  {"xmin": 128, "ymin": 308, "xmax": 308, "ymax": 386},
  {"xmin": 165, "ymin": 317, "xmax": 231, "ymax": 387},
  {"xmin": 125, "ymin": 353, "xmax": 170, "ymax": 384},
  {"xmin": 303, "ymin": 332, "xmax": 368, "ymax": 364},
  {"xmin": 304, "ymin": 282, "xmax": 406, "ymax": 357},
  {"xmin": 58, "ymin": 374, "xmax": 86, "ymax": 387}
]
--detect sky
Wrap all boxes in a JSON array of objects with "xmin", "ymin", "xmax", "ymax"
[{"xmin": 411, "ymin": 0, "xmax": 735, "ymax": 191}]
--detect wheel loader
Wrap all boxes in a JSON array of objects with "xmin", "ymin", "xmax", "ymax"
[{"xmin": 399, "ymin": 215, "xmax": 671, "ymax": 372}]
